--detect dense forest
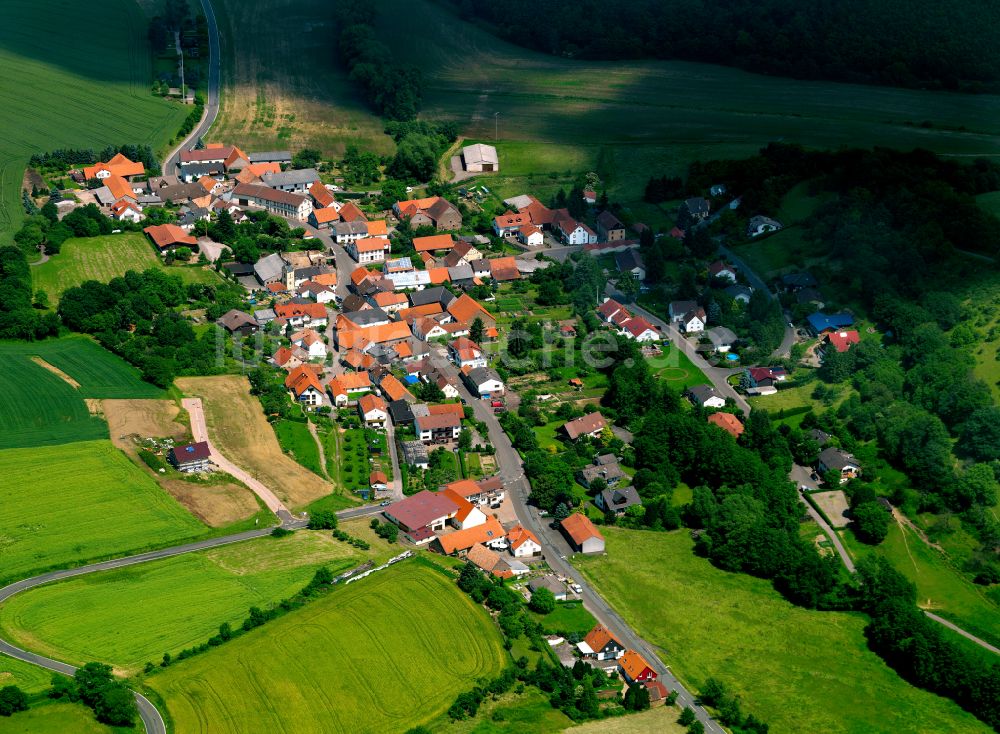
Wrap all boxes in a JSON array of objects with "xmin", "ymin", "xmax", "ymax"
[{"xmin": 447, "ymin": 0, "xmax": 1000, "ymax": 91}]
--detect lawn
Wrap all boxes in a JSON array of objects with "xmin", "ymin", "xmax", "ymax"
[
  {"xmin": 576, "ymin": 528, "xmax": 991, "ymax": 734},
  {"xmin": 0, "ymin": 440, "xmax": 207, "ymax": 583},
  {"xmin": 529, "ymin": 600, "xmax": 597, "ymax": 637},
  {"xmin": 273, "ymin": 419, "xmax": 324, "ymax": 476},
  {"xmin": 731, "ymin": 225, "xmax": 828, "ymax": 278},
  {"xmin": 0, "ymin": 0, "xmax": 187, "ymax": 244},
  {"xmin": 0, "ymin": 530, "xmax": 385, "ymax": 674},
  {"xmin": 148, "ymin": 559, "xmax": 508, "ymax": 733},
  {"xmin": 376, "ymin": 0, "xmax": 1000, "ymax": 203},
  {"xmin": 647, "ymin": 345, "xmax": 710, "ymax": 391},
  {"xmin": 31, "ymin": 233, "xmax": 219, "ymax": 300},
  {"xmin": 425, "ymin": 688, "xmax": 575, "ymax": 734},
  {"xmin": 0, "ymin": 337, "xmax": 163, "ymax": 399},
  {"xmin": 0, "ymin": 350, "xmax": 108, "ymax": 449},
  {"xmin": 841, "ymin": 522, "xmax": 1000, "ymax": 650}
]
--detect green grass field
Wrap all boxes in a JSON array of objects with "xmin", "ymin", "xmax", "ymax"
[
  {"xmin": 0, "ymin": 0, "xmax": 187, "ymax": 244},
  {"xmin": 273, "ymin": 419, "xmax": 324, "ymax": 476},
  {"xmin": 0, "ymin": 703, "xmax": 114, "ymax": 734},
  {"xmin": 375, "ymin": 0, "xmax": 1000, "ymax": 203},
  {"xmin": 31, "ymin": 233, "xmax": 220, "ymax": 300},
  {"xmin": 0, "ymin": 440, "xmax": 206, "ymax": 583},
  {"xmin": 0, "ymin": 350, "xmax": 108, "ymax": 449},
  {"xmin": 148, "ymin": 560, "xmax": 507, "ymax": 733},
  {"xmin": 841, "ymin": 523, "xmax": 1000, "ymax": 650},
  {"xmin": 0, "ymin": 530, "xmax": 384, "ymax": 673},
  {"xmin": 647, "ymin": 345, "xmax": 711, "ymax": 391},
  {"xmin": 576, "ymin": 528, "xmax": 990, "ymax": 734},
  {"xmin": 0, "ymin": 337, "xmax": 163, "ymax": 399},
  {"xmin": 530, "ymin": 600, "xmax": 597, "ymax": 637}
]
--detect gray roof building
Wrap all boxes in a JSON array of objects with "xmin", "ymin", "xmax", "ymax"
[
  {"xmin": 343, "ymin": 308, "xmax": 390, "ymax": 327},
  {"xmin": 254, "ymin": 253, "xmax": 286, "ymax": 284},
  {"xmin": 248, "ymin": 151, "xmax": 292, "ymax": 164},
  {"xmin": 400, "ymin": 440, "xmax": 429, "ymax": 467},
  {"xmin": 262, "ymin": 168, "xmax": 321, "ymax": 191},
  {"xmin": 253, "ymin": 308, "xmax": 277, "ymax": 323},
  {"xmin": 597, "ymin": 486, "xmax": 642, "ymax": 514},
  {"xmin": 409, "ymin": 286, "xmax": 456, "ymax": 309}
]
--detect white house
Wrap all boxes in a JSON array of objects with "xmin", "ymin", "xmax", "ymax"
[
  {"xmin": 681, "ymin": 308, "xmax": 706, "ymax": 333},
  {"xmin": 111, "ymin": 201, "xmax": 144, "ymax": 223},
  {"xmin": 507, "ymin": 525, "xmax": 541, "ymax": 558},
  {"xmin": 687, "ymin": 385, "xmax": 726, "ymax": 409},
  {"xmin": 620, "ymin": 316, "xmax": 660, "ymax": 342},
  {"xmin": 561, "ymin": 221, "xmax": 597, "ymax": 245},
  {"xmin": 290, "ymin": 328, "xmax": 327, "ymax": 359},
  {"xmin": 358, "ymin": 394, "xmax": 388, "ymax": 428},
  {"xmin": 448, "ymin": 338, "xmax": 487, "ymax": 369},
  {"xmin": 748, "ymin": 215, "xmax": 783, "ymax": 238},
  {"xmin": 707, "ymin": 326, "xmax": 737, "ymax": 353},
  {"xmin": 346, "ymin": 237, "xmax": 390, "ymax": 264},
  {"xmin": 463, "ymin": 367, "xmax": 505, "ymax": 397},
  {"xmin": 517, "ymin": 225, "xmax": 544, "ymax": 247},
  {"xmin": 707, "ymin": 261, "xmax": 737, "ymax": 282}
]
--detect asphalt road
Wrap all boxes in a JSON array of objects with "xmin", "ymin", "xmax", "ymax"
[
  {"xmin": 430, "ymin": 353, "xmax": 724, "ymax": 732},
  {"xmin": 161, "ymin": 0, "xmax": 221, "ymax": 176},
  {"xmin": 789, "ymin": 464, "xmax": 856, "ymax": 573},
  {"xmin": 718, "ymin": 243, "xmax": 797, "ymax": 359}
]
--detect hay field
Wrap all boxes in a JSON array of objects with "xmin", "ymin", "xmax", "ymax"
[{"xmin": 176, "ymin": 375, "xmax": 331, "ymax": 507}]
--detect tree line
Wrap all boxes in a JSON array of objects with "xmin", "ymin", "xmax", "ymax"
[
  {"xmin": 333, "ymin": 0, "xmax": 422, "ymax": 121},
  {"xmin": 445, "ymin": 0, "xmax": 1000, "ymax": 92}
]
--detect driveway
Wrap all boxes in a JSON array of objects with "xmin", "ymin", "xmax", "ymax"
[
  {"xmin": 719, "ymin": 244, "xmax": 797, "ymax": 360},
  {"xmin": 162, "ymin": 0, "xmax": 221, "ymax": 175},
  {"xmin": 182, "ymin": 397, "xmax": 295, "ymax": 524},
  {"xmin": 789, "ymin": 464, "xmax": 855, "ymax": 572}
]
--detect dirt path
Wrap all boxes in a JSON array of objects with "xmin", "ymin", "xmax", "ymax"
[
  {"xmin": 181, "ymin": 397, "xmax": 293, "ymax": 522},
  {"xmin": 307, "ymin": 420, "xmax": 331, "ymax": 481},
  {"xmin": 893, "ymin": 508, "xmax": 943, "ymax": 552},
  {"xmin": 30, "ymin": 357, "xmax": 79, "ymax": 387}
]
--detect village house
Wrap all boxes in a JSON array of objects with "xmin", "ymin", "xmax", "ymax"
[
  {"xmin": 232, "ymin": 183, "xmax": 312, "ymax": 220},
  {"xmin": 290, "ymin": 328, "xmax": 327, "ymax": 359},
  {"xmin": 272, "ymin": 346, "xmax": 303, "ymax": 372},
  {"xmin": 462, "ymin": 366, "xmax": 505, "ymax": 398},
  {"xmin": 707, "ymin": 411, "xmax": 745, "ymax": 439},
  {"xmin": 747, "ymin": 215, "xmax": 783, "ymax": 237},
  {"xmin": 489, "ymin": 256, "xmax": 520, "ymax": 282},
  {"xmin": 143, "ymin": 223, "xmax": 197, "ymax": 253},
  {"xmin": 346, "ymin": 237, "xmax": 391, "ymax": 264},
  {"xmin": 357, "ymin": 393, "xmax": 388, "ymax": 428},
  {"xmin": 274, "ymin": 302, "xmax": 328, "ymax": 329},
  {"xmin": 466, "ymin": 543, "xmax": 521, "ymax": 579},
  {"xmin": 110, "ymin": 200, "xmax": 144, "ymax": 223},
  {"xmin": 507, "ymin": 524, "xmax": 541, "ymax": 558},
  {"xmin": 708, "ymin": 260, "xmax": 737, "ymax": 282},
  {"xmin": 394, "ymin": 196, "xmax": 462, "ymax": 230},
  {"xmin": 687, "ymin": 385, "xmax": 726, "ymax": 409},
  {"xmin": 83, "ymin": 153, "xmax": 145, "ymax": 181},
  {"xmin": 493, "ymin": 211, "xmax": 532, "ymax": 238},
  {"xmin": 577, "ymin": 625, "xmax": 626, "ymax": 661},
  {"xmin": 517, "ymin": 224, "xmax": 544, "ymax": 247},
  {"xmin": 678, "ymin": 306, "xmax": 706, "ymax": 333},
  {"xmin": 529, "ymin": 575, "xmax": 568, "ymax": 601},
  {"xmin": 825, "ymin": 329, "xmax": 861, "ymax": 354},
  {"xmin": 449, "ymin": 337, "xmax": 486, "ymax": 369},
  {"xmin": 284, "ymin": 366, "xmax": 325, "ymax": 409},
  {"xmin": 743, "ymin": 366, "xmax": 788, "ymax": 389},
  {"xmin": 620, "ymin": 316, "xmax": 660, "ymax": 342},
  {"xmin": 440, "ymin": 489, "xmax": 488, "ymax": 530},
  {"xmin": 577, "ymin": 458, "xmax": 626, "ymax": 489},
  {"xmin": 683, "ymin": 197, "xmax": 710, "ymax": 222},
  {"xmin": 413, "ymin": 234, "xmax": 455, "ymax": 254},
  {"xmin": 725, "ymin": 284, "xmax": 753, "ymax": 303},
  {"xmin": 309, "ymin": 207, "xmax": 341, "ymax": 230},
  {"xmin": 615, "ymin": 249, "xmax": 645, "ymax": 280},
  {"xmin": 443, "ymin": 476, "xmax": 506, "ymax": 508},
  {"xmin": 562, "ymin": 412, "xmax": 607, "ymax": 441},
  {"xmin": 217, "ymin": 309, "xmax": 258, "ymax": 336},
  {"xmin": 384, "ymin": 489, "xmax": 459, "ymax": 537},
  {"xmin": 415, "ymin": 413, "xmax": 461, "ymax": 444},
  {"xmin": 619, "ymin": 650, "xmax": 658, "ymax": 684},
  {"xmin": 167, "ymin": 441, "xmax": 212, "ymax": 472},
  {"xmin": 807, "ymin": 311, "xmax": 854, "ymax": 335},
  {"xmin": 262, "ymin": 168, "xmax": 320, "ymax": 193},
  {"xmin": 707, "ymin": 326, "xmax": 737, "ymax": 353},
  {"xmin": 560, "ymin": 513, "xmax": 606, "ymax": 554},
  {"xmin": 552, "ymin": 209, "xmax": 598, "ymax": 245},
  {"xmin": 596, "ymin": 210, "xmax": 626, "ymax": 241},
  {"xmin": 595, "ymin": 486, "xmax": 642, "ymax": 515},
  {"xmin": 437, "ymin": 515, "xmax": 507, "ymax": 556},
  {"xmin": 818, "ymin": 447, "xmax": 862, "ymax": 484},
  {"xmin": 369, "ymin": 470, "xmax": 388, "ymax": 493}
]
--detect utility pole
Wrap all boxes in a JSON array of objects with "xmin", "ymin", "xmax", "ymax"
[{"xmin": 494, "ymin": 112, "xmax": 500, "ymax": 141}]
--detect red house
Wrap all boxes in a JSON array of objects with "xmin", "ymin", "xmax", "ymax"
[{"xmin": 619, "ymin": 650, "xmax": 657, "ymax": 684}]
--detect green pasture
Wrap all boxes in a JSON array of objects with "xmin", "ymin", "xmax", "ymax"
[
  {"xmin": 0, "ymin": 0, "xmax": 187, "ymax": 244},
  {"xmin": 0, "ymin": 440, "xmax": 206, "ymax": 583},
  {"xmin": 576, "ymin": 528, "xmax": 991, "ymax": 734},
  {"xmin": 647, "ymin": 346, "xmax": 710, "ymax": 391},
  {"xmin": 841, "ymin": 523, "xmax": 1000, "ymax": 651},
  {"xmin": 31, "ymin": 234, "xmax": 219, "ymax": 300},
  {"xmin": 530, "ymin": 600, "xmax": 597, "ymax": 637},
  {"xmin": 148, "ymin": 560, "xmax": 507, "ymax": 733},
  {"xmin": 273, "ymin": 419, "xmax": 324, "ymax": 476},
  {"xmin": 0, "ymin": 703, "xmax": 114, "ymax": 734},
  {"xmin": 0, "ymin": 531, "xmax": 380, "ymax": 674}
]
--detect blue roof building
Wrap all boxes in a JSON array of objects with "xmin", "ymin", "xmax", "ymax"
[{"xmin": 807, "ymin": 312, "xmax": 854, "ymax": 334}]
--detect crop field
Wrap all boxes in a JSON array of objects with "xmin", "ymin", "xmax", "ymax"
[
  {"xmin": 210, "ymin": 0, "xmax": 394, "ymax": 158},
  {"xmin": 176, "ymin": 376, "xmax": 332, "ymax": 507},
  {"xmin": 576, "ymin": 528, "xmax": 990, "ymax": 734},
  {"xmin": 148, "ymin": 560, "xmax": 507, "ymax": 733},
  {"xmin": 31, "ymin": 233, "xmax": 220, "ymax": 300},
  {"xmin": 0, "ymin": 530, "xmax": 385, "ymax": 674},
  {"xmin": 0, "ymin": 440, "xmax": 206, "ymax": 583},
  {"xmin": 0, "ymin": 350, "xmax": 108, "ymax": 449},
  {"xmin": 1, "ymin": 337, "xmax": 163, "ymax": 399},
  {"xmin": 0, "ymin": 0, "xmax": 187, "ymax": 245}
]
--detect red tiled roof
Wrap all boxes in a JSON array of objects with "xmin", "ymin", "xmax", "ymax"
[
  {"xmin": 561, "ymin": 513, "xmax": 604, "ymax": 545},
  {"xmin": 143, "ymin": 223, "xmax": 196, "ymax": 249},
  {"xmin": 438, "ymin": 516, "xmax": 505, "ymax": 555},
  {"xmin": 386, "ymin": 489, "xmax": 458, "ymax": 530},
  {"xmin": 707, "ymin": 412, "xmax": 744, "ymax": 438},
  {"xmin": 826, "ymin": 330, "xmax": 860, "ymax": 353},
  {"xmin": 563, "ymin": 412, "xmax": 607, "ymax": 440},
  {"xmin": 413, "ymin": 234, "xmax": 454, "ymax": 252}
]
